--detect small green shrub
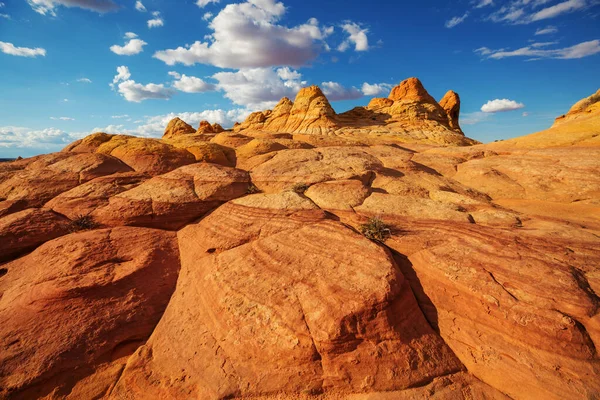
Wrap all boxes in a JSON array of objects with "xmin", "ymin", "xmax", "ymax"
[
  {"xmin": 69, "ymin": 215, "xmax": 98, "ymax": 232},
  {"xmin": 360, "ymin": 217, "xmax": 391, "ymax": 242},
  {"xmin": 291, "ymin": 182, "xmax": 310, "ymax": 194},
  {"xmin": 246, "ymin": 183, "xmax": 261, "ymax": 194}
]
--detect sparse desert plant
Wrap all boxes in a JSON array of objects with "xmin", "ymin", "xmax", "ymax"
[
  {"xmin": 360, "ymin": 217, "xmax": 391, "ymax": 242},
  {"xmin": 291, "ymin": 182, "xmax": 310, "ymax": 194},
  {"xmin": 246, "ymin": 183, "xmax": 261, "ymax": 194},
  {"xmin": 69, "ymin": 214, "xmax": 98, "ymax": 232}
]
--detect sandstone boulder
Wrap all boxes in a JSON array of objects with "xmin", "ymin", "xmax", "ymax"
[
  {"xmin": 45, "ymin": 172, "xmax": 149, "ymax": 220},
  {"xmin": 0, "ymin": 227, "xmax": 180, "ymax": 398},
  {"xmin": 112, "ymin": 220, "xmax": 462, "ymax": 398},
  {"xmin": 0, "ymin": 208, "xmax": 71, "ymax": 263},
  {"xmin": 92, "ymin": 163, "xmax": 250, "ymax": 230},
  {"xmin": 95, "ymin": 135, "xmax": 196, "ymax": 174},
  {"xmin": 0, "ymin": 153, "xmax": 132, "ymax": 209}
]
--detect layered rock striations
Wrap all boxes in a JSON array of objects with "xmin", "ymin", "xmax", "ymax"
[{"xmin": 0, "ymin": 85, "xmax": 599, "ymax": 399}]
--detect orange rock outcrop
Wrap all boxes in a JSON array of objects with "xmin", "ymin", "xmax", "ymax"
[
  {"xmin": 233, "ymin": 78, "xmax": 474, "ymax": 145},
  {"xmin": 0, "ymin": 86, "xmax": 599, "ymax": 399}
]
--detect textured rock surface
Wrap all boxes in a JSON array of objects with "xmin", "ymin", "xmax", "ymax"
[
  {"xmin": 0, "ymin": 153, "xmax": 132, "ymax": 209},
  {"xmin": 0, "ymin": 227, "xmax": 180, "ymax": 398},
  {"xmin": 112, "ymin": 220, "xmax": 462, "ymax": 398},
  {"xmin": 95, "ymin": 135, "xmax": 196, "ymax": 174},
  {"xmin": 0, "ymin": 88, "xmax": 599, "ymax": 400},
  {"xmin": 92, "ymin": 163, "xmax": 249, "ymax": 230},
  {"xmin": 0, "ymin": 208, "xmax": 71, "ymax": 262}
]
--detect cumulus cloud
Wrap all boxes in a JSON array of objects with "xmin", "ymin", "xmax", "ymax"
[
  {"xmin": 135, "ymin": 0, "xmax": 146, "ymax": 12},
  {"xmin": 110, "ymin": 33, "xmax": 147, "ymax": 56},
  {"xmin": 148, "ymin": 11, "xmax": 164, "ymax": 28},
  {"xmin": 111, "ymin": 66, "xmax": 175, "ymax": 102},
  {"xmin": 0, "ymin": 126, "xmax": 86, "ymax": 156},
  {"xmin": 94, "ymin": 109, "xmax": 250, "ymax": 138},
  {"xmin": 202, "ymin": 11, "xmax": 213, "ymax": 20},
  {"xmin": 77, "ymin": 78, "xmax": 92, "ymax": 83},
  {"xmin": 475, "ymin": 39, "xmax": 600, "ymax": 60},
  {"xmin": 197, "ymin": 0, "xmax": 219, "ymax": 7},
  {"xmin": 169, "ymin": 71, "xmax": 216, "ymax": 93},
  {"xmin": 445, "ymin": 12, "xmax": 469, "ymax": 28},
  {"xmin": 0, "ymin": 41, "xmax": 46, "ymax": 57},
  {"xmin": 361, "ymin": 82, "xmax": 393, "ymax": 96},
  {"xmin": 481, "ymin": 99, "xmax": 525, "ymax": 113},
  {"xmin": 320, "ymin": 81, "xmax": 363, "ymax": 101},
  {"xmin": 535, "ymin": 25, "xmax": 558, "ymax": 35},
  {"xmin": 213, "ymin": 67, "xmax": 306, "ymax": 110},
  {"xmin": 338, "ymin": 22, "xmax": 369, "ymax": 51},
  {"xmin": 50, "ymin": 117, "xmax": 75, "ymax": 120},
  {"xmin": 26, "ymin": 0, "xmax": 118, "ymax": 16},
  {"xmin": 154, "ymin": 0, "xmax": 331, "ymax": 68}
]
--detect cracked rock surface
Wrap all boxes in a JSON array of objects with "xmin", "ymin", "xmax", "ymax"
[{"xmin": 0, "ymin": 88, "xmax": 599, "ymax": 399}]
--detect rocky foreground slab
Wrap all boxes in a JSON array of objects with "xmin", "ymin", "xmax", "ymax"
[{"xmin": 0, "ymin": 81, "xmax": 599, "ymax": 399}]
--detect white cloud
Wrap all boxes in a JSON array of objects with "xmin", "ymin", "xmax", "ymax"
[
  {"xmin": 63, "ymin": 98, "xmax": 69, "ymax": 102},
  {"xmin": 481, "ymin": 99, "xmax": 525, "ymax": 113},
  {"xmin": 0, "ymin": 126, "xmax": 86, "ymax": 154},
  {"xmin": 111, "ymin": 66, "xmax": 175, "ymax": 102},
  {"xmin": 197, "ymin": 0, "xmax": 219, "ymax": 7},
  {"xmin": 50, "ymin": 117, "xmax": 75, "ymax": 121},
  {"xmin": 320, "ymin": 81, "xmax": 363, "ymax": 101},
  {"xmin": 535, "ymin": 25, "xmax": 558, "ymax": 35},
  {"xmin": 213, "ymin": 67, "xmax": 306, "ymax": 110},
  {"xmin": 135, "ymin": 0, "xmax": 146, "ymax": 12},
  {"xmin": 487, "ymin": 0, "xmax": 589, "ymax": 24},
  {"xmin": 0, "ymin": 2, "xmax": 5, "ymax": 7},
  {"xmin": 110, "ymin": 33, "xmax": 147, "ymax": 56},
  {"xmin": 169, "ymin": 71, "xmax": 216, "ymax": 93},
  {"xmin": 0, "ymin": 41, "xmax": 46, "ymax": 58},
  {"xmin": 460, "ymin": 111, "xmax": 491, "ymax": 125},
  {"xmin": 148, "ymin": 11, "xmax": 164, "ymax": 28},
  {"xmin": 26, "ymin": 0, "xmax": 118, "ymax": 16},
  {"xmin": 338, "ymin": 22, "xmax": 369, "ymax": 51},
  {"xmin": 530, "ymin": 0, "xmax": 587, "ymax": 21},
  {"xmin": 111, "ymin": 114, "xmax": 129, "ymax": 119},
  {"xmin": 95, "ymin": 109, "xmax": 250, "ymax": 138},
  {"xmin": 475, "ymin": 0, "xmax": 493, "ymax": 8},
  {"xmin": 522, "ymin": 111, "xmax": 530, "ymax": 117},
  {"xmin": 77, "ymin": 78, "xmax": 92, "ymax": 83},
  {"xmin": 477, "ymin": 39, "xmax": 600, "ymax": 60},
  {"xmin": 112, "ymin": 66, "xmax": 131, "ymax": 85},
  {"xmin": 0, "ymin": 13, "xmax": 10, "ymax": 19},
  {"xmin": 361, "ymin": 82, "xmax": 393, "ymax": 96},
  {"xmin": 202, "ymin": 11, "xmax": 213, "ymax": 20},
  {"xmin": 445, "ymin": 12, "xmax": 469, "ymax": 28},
  {"xmin": 153, "ymin": 0, "xmax": 331, "ymax": 68}
]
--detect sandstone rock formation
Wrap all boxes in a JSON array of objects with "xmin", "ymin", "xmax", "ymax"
[
  {"xmin": 0, "ymin": 227, "xmax": 180, "ymax": 398},
  {"xmin": 163, "ymin": 117, "xmax": 196, "ymax": 139},
  {"xmin": 233, "ymin": 78, "xmax": 475, "ymax": 146},
  {"xmin": 488, "ymin": 87, "xmax": 600, "ymax": 148},
  {"xmin": 0, "ymin": 86, "xmax": 599, "ymax": 400}
]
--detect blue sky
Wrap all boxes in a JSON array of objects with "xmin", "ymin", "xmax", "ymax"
[{"xmin": 1, "ymin": 0, "xmax": 599, "ymax": 157}]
